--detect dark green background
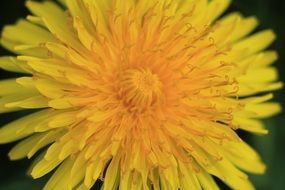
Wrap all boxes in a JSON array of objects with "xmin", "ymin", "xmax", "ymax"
[{"xmin": 0, "ymin": 0, "xmax": 284, "ymax": 189}]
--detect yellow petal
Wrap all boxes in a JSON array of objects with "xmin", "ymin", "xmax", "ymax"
[
  {"xmin": 8, "ymin": 130, "xmax": 65, "ymax": 160},
  {"xmin": 69, "ymin": 150, "xmax": 88, "ymax": 189},
  {"xmin": 26, "ymin": 1, "xmax": 87, "ymax": 53},
  {"xmin": 0, "ymin": 95, "xmax": 27, "ymax": 113},
  {"xmin": 220, "ymin": 13, "xmax": 258, "ymax": 42},
  {"xmin": 196, "ymin": 169, "xmax": 219, "ymax": 190},
  {"xmin": 45, "ymin": 42, "xmax": 68, "ymax": 59},
  {"xmin": 246, "ymin": 102, "xmax": 282, "ymax": 118},
  {"xmin": 5, "ymin": 95, "xmax": 48, "ymax": 109},
  {"xmin": 238, "ymin": 51, "xmax": 278, "ymax": 70},
  {"xmin": 26, "ymin": 15, "xmax": 44, "ymax": 26},
  {"xmin": 35, "ymin": 79, "xmax": 66, "ymax": 99},
  {"xmin": 103, "ymin": 155, "xmax": 120, "ymax": 190},
  {"xmin": 73, "ymin": 16, "xmax": 94, "ymax": 50},
  {"xmin": 0, "ymin": 110, "xmax": 50, "ymax": 143},
  {"xmin": 233, "ymin": 30, "xmax": 276, "ymax": 59},
  {"xmin": 66, "ymin": 0, "xmax": 95, "ymax": 33},
  {"xmin": 238, "ymin": 67, "xmax": 278, "ymax": 83},
  {"xmin": 234, "ymin": 117, "xmax": 268, "ymax": 134},
  {"xmin": 0, "ymin": 56, "xmax": 31, "ymax": 73},
  {"xmin": 222, "ymin": 141, "xmax": 266, "ymax": 174},
  {"xmin": 206, "ymin": 158, "xmax": 254, "ymax": 190},
  {"xmin": 238, "ymin": 82, "xmax": 283, "ymax": 96},
  {"xmin": 178, "ymin": 161, "xmax": 202, "ymax": 190},
  {"xmin": 119, "ymin": 171, "xmax": 132, "ymax": 190},
  {"xmin": 8, "ymin": 133, "xmax": 47, "ymax": 160},
  {"xmin": 0, "ymin": 79, "xmax": 27, "ymax": 96},
  {"xmin": 30, "ymin": 152, "xmax": 63, "ymax": 179},
  {"xmin": 48, "ymin": 111, "xmax": 78, "ymax": 128},
  {"xmin": 208, "ymin": 0, "xmax": 231, "ymax": 22},
  {"xmin": 1, "ymin": 19, "xmax": 55, "ymax": 45},
  {"xmin": 43, "ymin": 158, "xmax": 75, "ymax": 190}
]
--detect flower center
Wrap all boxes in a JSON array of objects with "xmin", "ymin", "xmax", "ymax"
[{"xmin": 121, "ymin": 68, "xmax": 162, "ymax": 109}]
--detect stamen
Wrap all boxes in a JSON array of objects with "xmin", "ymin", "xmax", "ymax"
[{"xmin": 120, "ymin": 68, "xmax": 162, "ymax": 110}]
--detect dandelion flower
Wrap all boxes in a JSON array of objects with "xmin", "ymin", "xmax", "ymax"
[{"xmin": 0, "ymin": 0, "xmax": 282, "ymax": 189}]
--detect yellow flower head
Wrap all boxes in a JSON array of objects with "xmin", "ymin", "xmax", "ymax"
[{"xmin": 0, "ymin": 0, "xmax": 282, "ymax": 189}]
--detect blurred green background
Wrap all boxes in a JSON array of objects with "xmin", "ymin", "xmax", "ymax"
[{"xmin": 0, "ymin": 0, "xmax": 284, "ymax": 189}]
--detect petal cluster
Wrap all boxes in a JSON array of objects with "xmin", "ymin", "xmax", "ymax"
[{"xmin": 0, "ymin": 0, "xmax": 282, "ymax": 190}]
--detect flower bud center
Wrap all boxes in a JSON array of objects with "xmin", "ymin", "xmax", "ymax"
[{"xmin": 121, "ymin": 68, "xmax": 162, "ymax": 109}]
